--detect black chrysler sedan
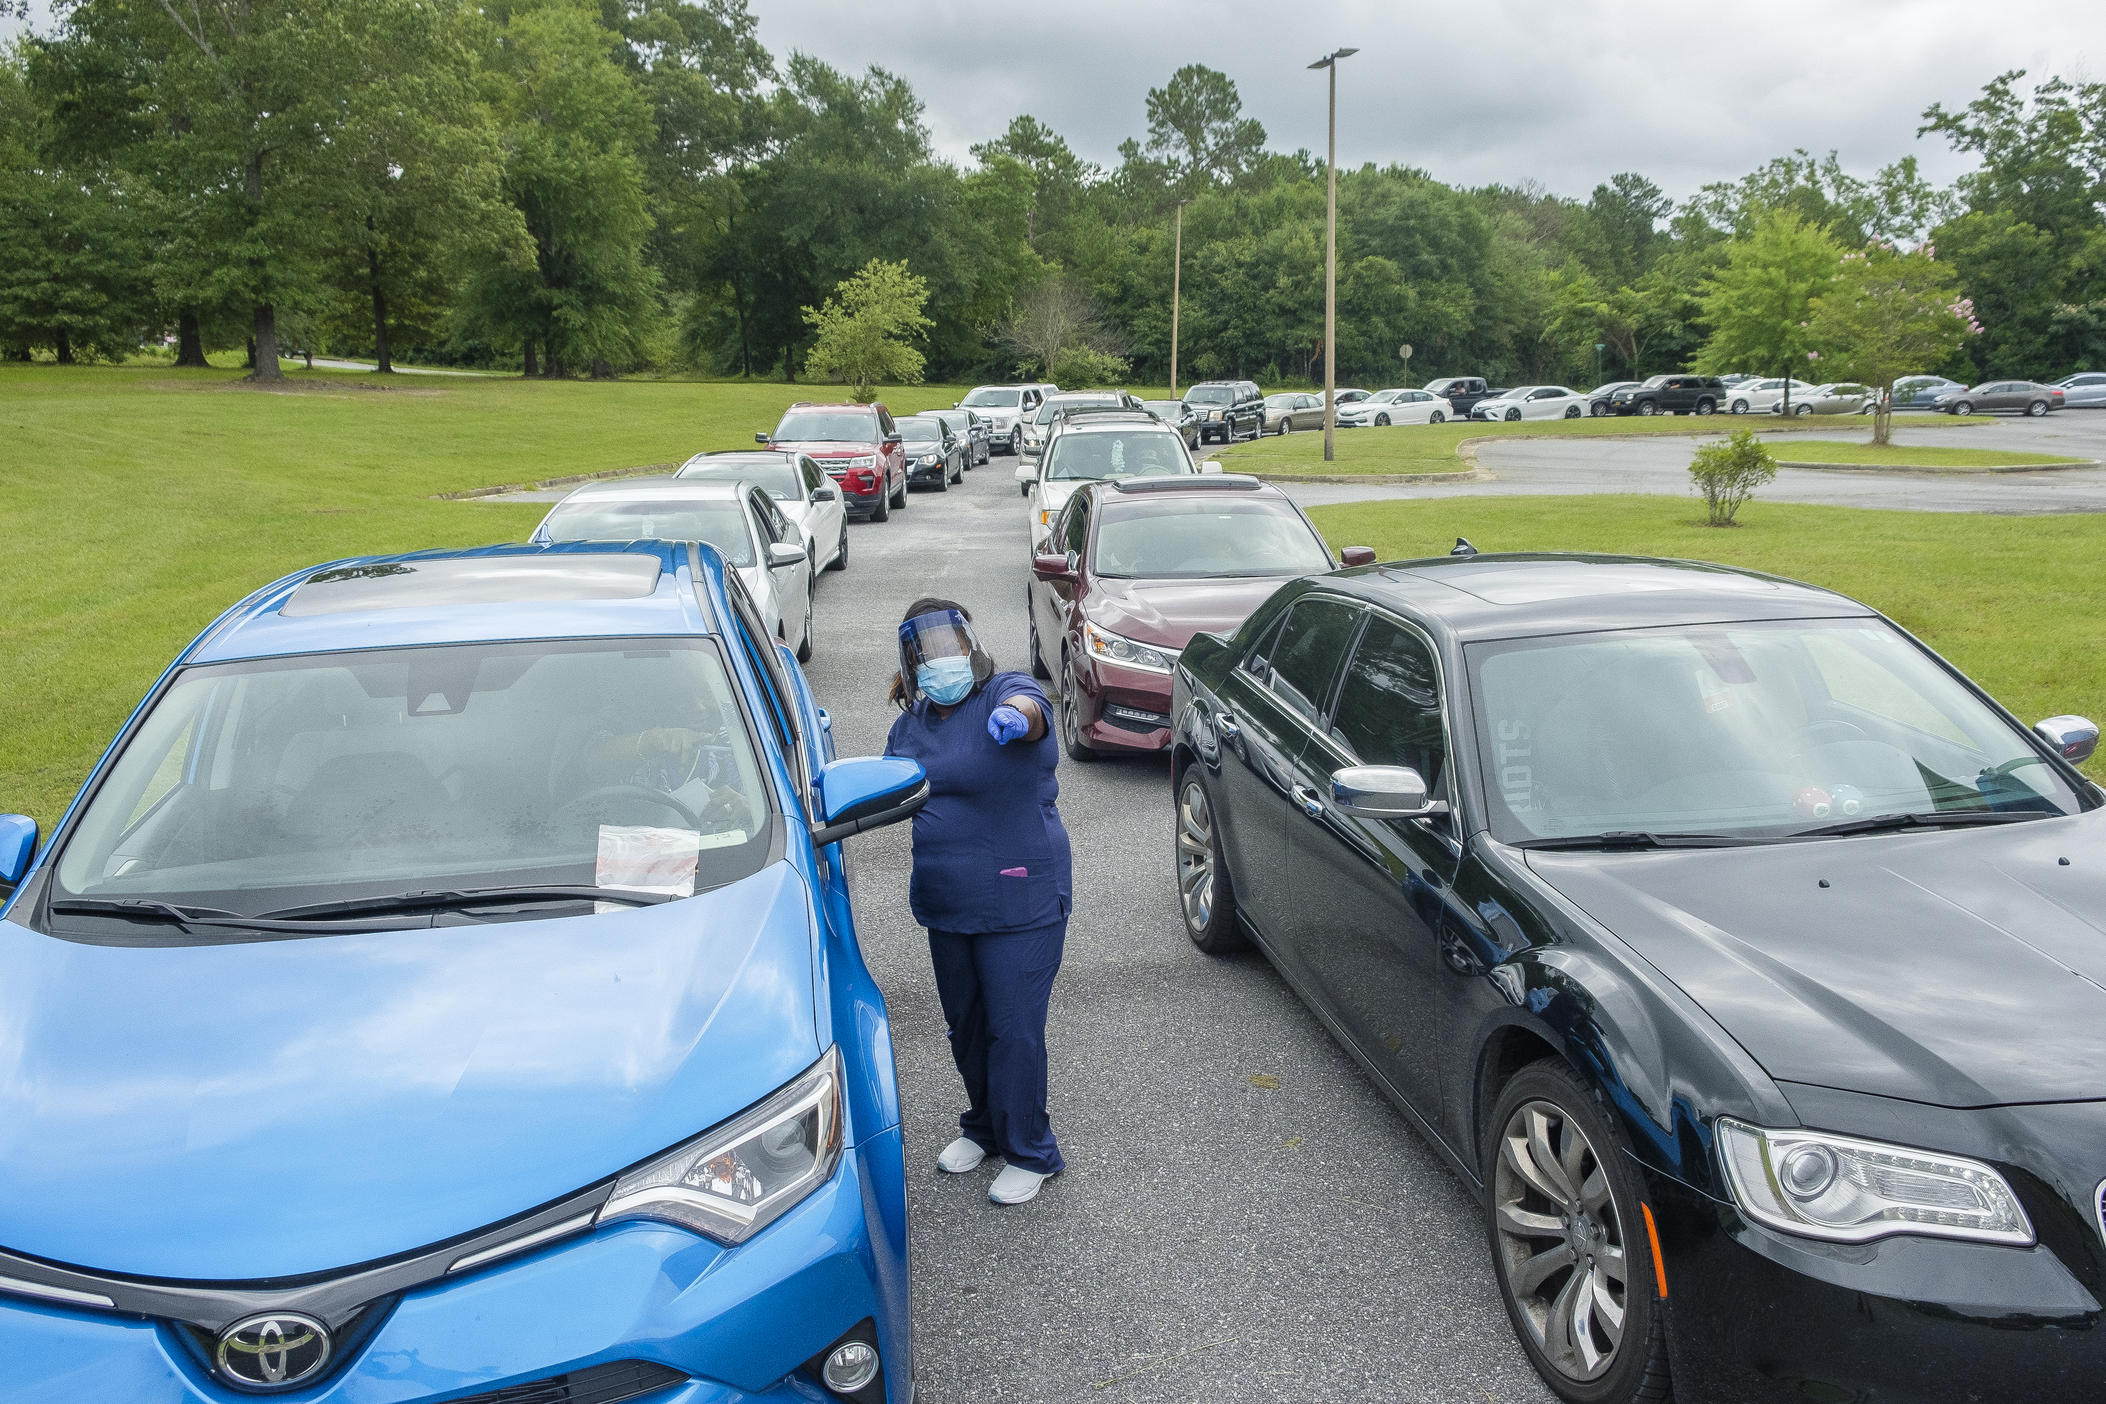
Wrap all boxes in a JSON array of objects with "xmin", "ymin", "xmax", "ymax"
[{"xmin": 1167, "ymin": 552, "xmax": 2105, "ymax": 1404}]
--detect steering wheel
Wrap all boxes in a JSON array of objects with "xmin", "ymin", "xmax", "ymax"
[{"xmin": 555, "ymin": 784, "xmax": 707, "ymax": 832}]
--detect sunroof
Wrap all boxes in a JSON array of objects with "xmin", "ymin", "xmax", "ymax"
[{"xmin": 280, "ymin": 555, "xmax": 662, "ymax": 617}]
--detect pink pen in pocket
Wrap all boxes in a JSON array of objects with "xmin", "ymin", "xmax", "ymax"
[{"xmin": 999, "ymin": 866, "xmax": 1029, "ymax": 877}]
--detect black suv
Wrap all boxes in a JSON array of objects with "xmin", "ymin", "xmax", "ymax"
[
  {"xmin": 1423, "ymin": 377, "xmax": 1500, "ymax": 419},
  {"xmin": 1609, "ymin": 375, "xmax": 1727, "ymax": 416},
  {"xmin": 1183, "ymin": 381, "xmax": 1263, "ymax": 444}
]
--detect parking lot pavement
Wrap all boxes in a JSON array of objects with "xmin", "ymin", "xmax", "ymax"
[
  {"xmin": 798, "ymin": 468, "xmax": 1557, "ymax": 1403},
  {"xmin": 1253, "ymin": 412, "xmax": 2106, "ymax": 513}
]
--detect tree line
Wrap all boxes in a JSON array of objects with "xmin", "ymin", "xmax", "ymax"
[{"xmin": 1, "ymin": 1, "xmax": 2101, "ymax": 388}]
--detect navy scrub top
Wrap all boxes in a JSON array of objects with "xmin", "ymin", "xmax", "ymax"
[{"xmin": 885, "ymin": 671, "xmax": 1071, "ymax": 935}]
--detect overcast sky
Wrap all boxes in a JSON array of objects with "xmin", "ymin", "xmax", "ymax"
[{"xmin": 8, "ymin": 0, "xmax": 2100, "ymax": 201}]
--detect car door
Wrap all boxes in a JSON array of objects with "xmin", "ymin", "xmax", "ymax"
[
  {"xmin": 2064, "ymin": 373, "xmax": 2106, "ymax": 407},
  {"xmin": 749, "ymin": 488, "xmax": 808, "ymax": 645},
  {"xmin": 1034, "ymin": 493, "xmax": 1089, "ymax": 675},
  {"xmin": 800, "ymin": 455, "xmax": 842, "ymax": 564},
  {"xmin": 1279, "ymin": 610, "xmax": 1460, "ymax": 1119}
]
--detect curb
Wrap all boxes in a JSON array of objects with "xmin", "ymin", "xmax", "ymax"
[
  {"xmin": 1774, "ymin": 458, "xmax": 2100, "ymax": 475},
  {"xmin": 1247, "ymin": 467, "xmax": 1492, "ymax": 486},
  {"xmin": 436, "ymin": 463, "xmax": 677, "ymax": 500}
]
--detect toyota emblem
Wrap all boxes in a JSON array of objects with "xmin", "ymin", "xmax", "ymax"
[{"xmin": 215, "ymin": 1312, "xmax": 332, "ymax": 1390}]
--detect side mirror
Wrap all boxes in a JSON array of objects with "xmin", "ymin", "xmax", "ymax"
[
  {"xmin": 883, "ymin": 434, "xmax": 903, "ymax": 447},
  {"xmin": 810, "ymin": 757, "xmax": 928, "ymax": 846},
  {"xmin": 768, "ymin": 541, "xmax": 808, "ymax": 569},
  {"xmin": 812, "ymin": 485, "xmax": 838, "ymax": 502},
  {"xmin": 1032, "ymin": 552, "xmax": 1076, "ymax": 582},
  {"xmin": 754, "ymin": 432, "xmax": 770, "ymax": 444},
  {"xmin": 1012, "ymin": 463, "xmax": 1035, "ymax": 484},
  {"xmin": 1331, "ymin": 765, "xmax": 1447, "ymax": 820},
  {"xmin": 2035, "ymin": 715, "xmax": 2099, "ymax": 765},
  {"xmin": 0, "ymin": 814, "xmax": 37, "ymax": 886},
  {"xmin": 1339, "ymin": 546, "xmax": 1378, "ymax": 568}
]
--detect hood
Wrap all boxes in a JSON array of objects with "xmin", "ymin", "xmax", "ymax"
[
  {"xmin": 1088, "ymin": 575, "xmax": 1292, "ymax": 650},
  {"xmin": 1524, "ymin": 814, "xmax": 2106, "ymax": 1108},
  {"xmin": 776, "ymin": 439, "xmax": 876, "ymax": 459},
  {"xmin": 0, "ymin": 864, "xmax": 819, "ymax": 1279}
]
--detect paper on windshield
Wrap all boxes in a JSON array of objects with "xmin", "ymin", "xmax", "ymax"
[{"xmin": 596, "ymin": 825, "xmax": 700, "ymax": 898}]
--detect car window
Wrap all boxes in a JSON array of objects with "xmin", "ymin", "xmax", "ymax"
[
  {"xmin": 774, "ymin": 410, "xmax": 875, "ymax": 440},
  {"xmin": 800, "ymin": 456, "xmax": 823, "ymax": 494},
  {"xmin": 1266, "ymin": 599, "xmax": 1361, "ymax": 723},
  {"xmin": 1061, "ymin": 493, "xmax": 1090, "ymax": 556},
  {"xmin": 722, "ymin": 568, "xmax": 802, "ymax": 774},
  {"xmin": 1043, "ymin": 431, "xmax": 1192, "ymax": 482},
  {"xmin": 1328, "ymin": 616, "xmax": 1446, "ymax": 789},
  {"xmin": 756, "ymin": 492, "xmax": 793, "ymax": 542},
  {"xmin": 542, "ymin": 500, "xmax": 756, "ymax": 565}
]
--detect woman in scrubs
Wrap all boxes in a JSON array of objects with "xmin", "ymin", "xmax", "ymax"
[{"xmin": 885, "ymin": 597, "xmax": 1069, "ymax": 1205}]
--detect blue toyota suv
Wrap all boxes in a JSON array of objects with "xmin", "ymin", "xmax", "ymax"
[{"xmin": 0, "ymin": 541, "xmax": 923, "ymax": 1404}]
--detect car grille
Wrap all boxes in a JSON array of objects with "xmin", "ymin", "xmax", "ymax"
[{"xmin": 440, "ymin": 1360, "xmax": 687, "ymax": 1404}]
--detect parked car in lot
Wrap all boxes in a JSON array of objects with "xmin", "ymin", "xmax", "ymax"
[
  {"xmin": 1585, "ymin": 381, "xmax": 1640, "ymax": 416},
  {"xmin": 1028, "ymin": 475, "xmax": 1371, "ymax": 759},
  {"xmin": 1261, "ymin": 391, "xmax": 1327, "ymax": 433},
  {"xmin": 676, "ymin": 449, "xmax": 848, "ymax": 575},
  {"xmin": 1933, "ymin": 380, "xmax": 2065, "ymax": 416},
  {"xmin": 1769, "ymin": 381, "xmax": 1874, "ymax": 416},
  {"xmin": 1472, "ymin": 385, "xmax": 1591, "ymax": 421},
  {"xmin": 760, "ymin": 401, "xmax": 908, "ymax": 521},
  {"xmin": 0, "ymin": 541, "xmax": 931, "ymax": 1404},
  {"xmin": 1019, "ymin": 389, "xmax": 1142, "ymax": 462},
  {"xmin": 1142, "ymin": 398, "xmax": 1203, "ymax": 447},
  {"xmin": 1168, "ymin": 550, "xmax": 2105, "ymax": 1404},
  {"xmin": 1889, "ymin": 374, "xmax": 1966, "ymax": 410},
  {"xmin": 535, "ymin": 477, "xmax": 818, "ymax": 662},
  {"xmin": 929, "ymin": 407, "xmax": 990, "ymax": 465},
  {"xmin": 2052, "ymin": 370, "xmax": 2106, "ymax": 407},
  {"xmin": 1338, "ymin": 387, "xmax": 1454, "ymax": 426},
  {"xmin": 957, "ymin": 383, "xmax": 1054, "ymax": 454},
  {"xmin": 1333, "ymin": 388, "xmax": 1371, "ymax": 406},
  {"xmin": 1183, "ymin": 380, "xmax": 1265, "ymax": 443},
  {"xmin": 1608, "ymin": 374, "xmax": 1727, "ymax": 415},
  {"xmin": 898, "ymin": 414, "xmax": 967, "ymax": 490},
  {"xmin": 1725, "ymin": 377, "xmax": 1819, "ymax": 414},
  {"xmin": 1021, "ymin": 414, "xmax": 1198, "ymax": 550},
  {"xmin": 1423, "ymin": 376, "xmax": 1498, "ymax": 419}
]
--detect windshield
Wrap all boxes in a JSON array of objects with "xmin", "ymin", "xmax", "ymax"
[
  {"xmin": 50, "ymin": 640, "xmax": 773, "ymax": 927},
  {"xmin": 1586, "ymin": 384, "xmax": 1626, "ymax": 397},
  {"xmin": 1043, "ymin": 431, "xmax": 1193, "ymax": 482},
  {"xmin": 774, "ymin": 410, "xmax": 875, "ymax": 441},
  {"xmin": 1094, "ymin": 500, "xmax": 1332, "ymax": 579},
  {"xmin": 899, "ymin": 420, "xmax": 942, "ymax": 443},
  {"xmin": 962, "ymin": 387, "xmax": 1021, "ymax": 407},
  {"xmin": 1037, "ymin": 397, "xmax": 1120, "ymax": 425},
  {"xmin": 541, "ymin": 501, "xmax": 754, "ymax": 565},
  {"xmin": 1142, "ymin": 401, "xmax": 1184, "ymax": 417},
  {"xmin": 1469, "ymin": 619, "xmax": 2085, "ymax": 843},
  {"xmin": 1367, "ymin": 390, "xmax": 1404, "ymax": 404},
  {"xmin": 1185, "ymin": 386, "xmax": 1235, "ymax": 404},
  {"xmin": 677, "ymin": 457, "xmax": 801, "ymax": 501},
  {"xmin": 1640, "ymin": 376, "xmax": 1669, "ymax": 388}
]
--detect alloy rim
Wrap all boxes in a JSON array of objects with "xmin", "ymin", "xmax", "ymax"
[
  {"xmin": 1060, "ymin": 659, "xmax": 1081, "ymax": 750},
  {"xmin": 1176, "ymin": 778, "xmax": 1214, "ymax": 931},
  {"xmin": 1492, "ymin": 1099, "xmax": 1628, "ymax": 1383}
]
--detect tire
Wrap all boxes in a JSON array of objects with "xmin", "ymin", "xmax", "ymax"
[
  {"xmin": 1058, "ymin": 654, "xmax": 1096, "ymax": 763},
  {"xmin": 1505, "ymin": 408, "xmax": 1522, "ymax": 422},
  {"xmin": 829, "ymin": 522, "xmax": 848, "ymax": 571},
  {"xmin": 1274, "ymin": 416, "xmax": 1287, "ymax": 435},
  {"xmin": 953, "ymin": 456, "xmax": 965, "ymax": 483},
  {"xmin": 1564, "ymin": 405, "xmax": 1581, "ymax": 419},
  {"xmin": 892, "ymin": 472, "xmax": 908, "ymax": 507},
  {"xmin": 1429, "ymin": 410, "xmax": 1445, "ymax": 423},
  {"xmin": 1175, "ymin": 767, "xmax": 1244, "ymax": 954},
  {"xmin": 1729, "ymin": 399, "xmax": 1748, "ymax": 414},
  {"xmin": 1694, "ymin": 397, "xmax": 1715, "ymax": 415},
  {"xmin": 2027, "ymin": 399, "xmax": 2049, "ymax": 417},
  {"xmin": 1590, "ymin": 402, "xmax": 1609, "ymax": 417},
  {"xmin": 1793, "ymin": 403, "xmax": 1813, "ymax": 417},
  {"xmin": 1374, "ymin": 413, "xmax": 1391, "ymax": 426},
  {"xmin": 1637, "ymin": 401, "xmax": 1658, "ymax": 417},
  {"xmin": 1485, "ymin": 1060, "xmax": 1673, "ymax": 1404},
  {"xmin": 871, "ymin": 486, "xmax": 890, "ymax": 522},
  {"xmin": 1026, "ymin": 589, "xmax": 1051, "ymax": 680},
  {"xmin": 1009, "ymin": 427, "xmax": 1022, "ymax": 455},
  {"xmin": 794, "ymin": 588, "xmax": 814, "ymax": 664},
  {"xmin": 1952, "ymin": 400, "xmax": 1974, "ymax": 416}
]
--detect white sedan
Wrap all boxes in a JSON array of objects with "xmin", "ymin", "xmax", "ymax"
[
  {"xmin": 1336, "ymin": 388, "xmax": 1454, "ymax": 426},
  {"xmin": 532, "ymin": 477, "xmax": 817, "ymax": 662},
  {"xmin": 1725, "ymin": 378, "xmax": 1819, "ymax": 414},
  {"xmin": 1471, "ymin": 385, "xmax": 1591, "ymax": 421},
  {"xmin": 675, "ymin": 448, "xmax": 848, "ymax": 574}
]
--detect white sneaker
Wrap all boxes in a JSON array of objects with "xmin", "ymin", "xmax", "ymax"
[
  {"xmin": 936, "ymin": 1137, "xmax": 987, "ymax": 1174},
  {"xmin": 989, "ymin": 1163, "xmax": 1050, "ymax": 1205}
]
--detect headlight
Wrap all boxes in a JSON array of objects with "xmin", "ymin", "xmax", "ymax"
[
  {"xmin": 919, "ymin": 453, "xmax": 939, "ymax": 465},
  {"xmin": 1083, "ymin": 620, "xmax": 1177, "ymax": 674},
  {"xmin": 598, "ymin": 1048, "xmax": 843, "ymax": 1245},
  {"xmin": 843, "ymin": 455, "xmax": 876, "ymax": 469},
  {"xmin": 1207, "ymin": 409, "xmax": 1223, "ymax": 420},
  {"xmin": 1716, "ymin": 1118, "xmax": 2032, "ymax": 1247}
]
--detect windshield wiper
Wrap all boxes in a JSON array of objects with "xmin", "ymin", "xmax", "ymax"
[
  {"xmin": 1786, "ymin": 809, "xmax": 2044, "ymax": 839},
  {"xmin": 1514, "ymin": 831, "xmax": 1760, "ymax": 850},
  {"xmin": 259, "ymin": 885, "xmax": 677, "ymax": 921},
  {"xmin": 47, "ymin": 897, "xmax": 332, "ymax": 934}
]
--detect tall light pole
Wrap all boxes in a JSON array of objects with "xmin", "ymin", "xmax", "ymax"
[
  {"xmin": 1309, "ymin": 47, "xmax": 1357, "ymax": 462},
  {"xmin": 1170, "ymin": 200, "xmax": 1186, "ymax": 399}
]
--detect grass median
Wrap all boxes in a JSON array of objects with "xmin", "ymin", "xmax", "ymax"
[
  {"xmin": 0, "ymin": 364, "xmax": 967, "ymax": 824},
  {"xmin": 1307, "ymin": 494, "xmax": 2106, "ymax": 778}
]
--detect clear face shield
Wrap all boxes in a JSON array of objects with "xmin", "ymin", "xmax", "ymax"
[{"xmin": 898, "ymin": 609, "xmax": 987, "ymax": 704}]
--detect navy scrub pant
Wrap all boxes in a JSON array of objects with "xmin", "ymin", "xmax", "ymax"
[{"xmin": 927, "ymin": 918, "xmax": 1066, "ymax": 1175}]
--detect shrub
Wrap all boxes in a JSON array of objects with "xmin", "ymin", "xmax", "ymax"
[
  {"xmin": 1688, "ymin": 429, "xmax": 1778, "ymax": 526},
  {"xmin": 1048, "ymin": 342, "xmax": 1128, "ymax": 387}
]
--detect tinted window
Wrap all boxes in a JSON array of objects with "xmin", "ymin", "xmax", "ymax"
[
  {"xmin": 1186, "ymin": 386, "xmax": 1235, "ymax": 404},
  {"xmin": 1061, "ymin": 494, "xmax": 1090, "ymax": 555},
  {"xmin": 1093, "ymin": 499, "xmax": 1332, "ymax": 579},
  {"xmin": 542, "ymin": 501, "xmax": 755, "ymax": 565},
  {"xmin": 677, "ymin": 455, "xmax": 804, "ymax": 501},
  {"xmin": 1266, "ymin": 599, "xmax": 1360, "ymax": 722},
  {"xmin": 775, "ymin": 410, "xmax": 875, "ymax": 440},
  {"xmin": 1329, "ymin": 618, "xmax": 1445, "ymax": 788},
  {"xmin": 899, "ymin": 419, "xmax": 942, "ymax": 443}
]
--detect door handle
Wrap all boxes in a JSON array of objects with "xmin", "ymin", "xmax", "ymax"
[
  {"xmin": 1213, "ymin": 711, "xmax": 1241, "ymax": 742},
  {"xmin": 1290, "ymin": 783, "xmax": 1324, "ymax": 818}
]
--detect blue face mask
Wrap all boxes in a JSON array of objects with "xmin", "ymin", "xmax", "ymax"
[{"xmin": 917, "ymin": 656, "xmax": 976, "ymax": 705}]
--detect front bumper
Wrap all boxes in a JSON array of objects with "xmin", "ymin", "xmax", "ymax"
[
  {"xmin": 905, "ymin": 460, "xmax": 948, "ymax": 485},
  {"xmin": 1646, "ymin": 1170, "xmax": 2106, "ymax": 1403},
  {"xmin": 0, "ymin": 1130, "xmax": 912, "ymax": 1404},
  {"xmin": 1069, "ymin": 659, "xmax": 1174, "ymax": 752}
]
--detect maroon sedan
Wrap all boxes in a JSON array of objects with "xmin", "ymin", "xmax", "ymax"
[{"xmin": 1027, "ymin": 475, "xmax": 1375, "ymax": 759}]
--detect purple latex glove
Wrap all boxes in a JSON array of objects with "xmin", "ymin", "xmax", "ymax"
[{"xmin": 988, "ymin": 704, "xmax": 1030, "ymax": 745}]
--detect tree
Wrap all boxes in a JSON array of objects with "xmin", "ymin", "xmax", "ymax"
[
  {"xmin": 1694, "ymin": 210, "xmax": 1843, "ymax": 407},
  {"xmin": 1688, "ymin": 429, "xmax": 1777, "ymax": 526},
  {"xmin": 1807, "ymin": 242, "xmax": 1974, "ymax": 444},
  {"xmin": 997, "ymin": 273, "xmax": 1122, "ymax": 379},
  {"xmin": 801, "ymin": 258, "xmax": 929, "ymax": 400},
  {"xmin": 1585, "ymin": 172, "xmax": 1671, "ymax": 286},
  {"xmin": 1121, "ymin": 65, "xmax": 1266, "ymax": 199}
]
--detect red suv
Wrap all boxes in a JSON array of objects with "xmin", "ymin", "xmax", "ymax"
[
  {"xmin": 759, "ymin": 402, "xmax": 908, "ymax": 521},
  {"xmin": 1026, "ymin": 474, "xmax": 1375, "ymax": 759}
]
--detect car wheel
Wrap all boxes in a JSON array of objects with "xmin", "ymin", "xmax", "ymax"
[
  {"xmin": 871, "ymin": 486, "xmax": 890, "ymax": 522},
  {"xmin": 1695, "ymin": 397, "xmax": 1716, "ymax": 415},
  {"xmin": 1487, "ymin": 1060, "xmax": 1673, "ymax": 1404},
  {"xmin": 932, "ymin": 463, "xmax": 948, "ymax": 491},
  {"xmin": 1274, "ymin": 416, "xmax": 1288, "ymax": 435},
  {"xmin": 1058, "ymin": 654, "xmax": 1096, "ymax": 763},
  {"xmin": 795, "ymin": 589, "xmax": 814, "ymax": 664},
  {"xmin": 1026, "ymin": 590, "xmax": 1051, "ymax": 680},
  {"xmin": 1429, "ymin": 410, "xmax": 1444, "ymax": 424},
  {"xmin": 1637, "ymin": 401, "xmax": 1657, "ymax": 416},
  {"xmin": 953, "ymin": 457, "xmax": 965, "ymax": 483},
  {"xmin": 829, "ymin": 522, "xmax": 848, "ymax": 571},
  {"xmin": 2027, "ymin": 399, "xmax": 2049, "ymax": 417},
  {"xmin": 1952, "ymin": 400, "xmax": 1974, "ymax": 415},
  {"xmin": 1176, "ymin": 768, "xmax": 1244, "ymax": 955},
  {"xmin": 1729, "ymin": 399, "xmax": 1748, "ymax": 414},
  {"xmin": 1009, "ymin": 427, "xmax": 1022, "ymax": 455},
  {"xmin": 1505, "ymin": 408, "xmax": 1522, "ymax": 422},
  {"xmin": 1590, "ymin": 402, "xmax": 1609, "ymax": 417},
  {"xmin": 1563, "ymin": 405, "xmax": 1581, "ymax": 419},
  {"xmin": 892, "ymin": 473, "xmax": 908, "ymax": 507},
  {"xmin": 1794, "ymin": 403, "xmax": 1813, "ymax": 416}
]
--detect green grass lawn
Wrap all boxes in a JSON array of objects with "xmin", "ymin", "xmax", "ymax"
[
  {"xmin": 1308, "ymin": 495, "xmax": 2105, "ymax": 778},
  {"xmin": 0, "ymin": 363, "xmax": 968, "ymax": 824},
  {"xmin": 1212, "ymin": 415, "xmax": 1979, "ymax": 478},
  {"xmin": 1769, "ymin": 440, "xmax": 2085, "ymax": 468}
]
